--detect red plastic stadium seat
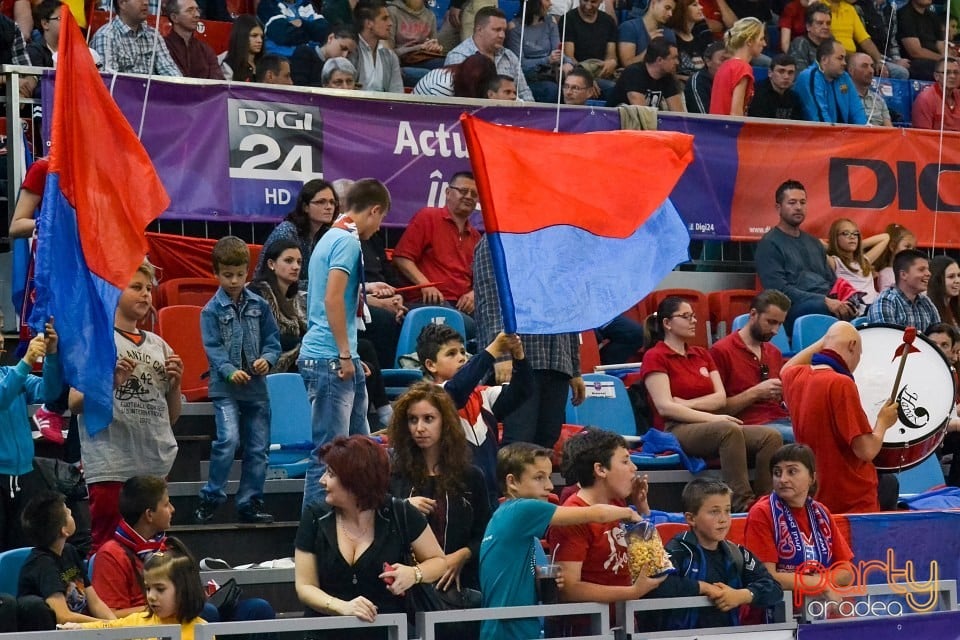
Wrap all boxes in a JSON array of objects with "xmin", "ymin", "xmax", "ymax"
[
  {"xmin": 646, "ymin": 289, "xmax": 711, "ymax": 348},
  {"xmin": 708, "ymin": 289, "xmax": 757, "ymax": 340},
  {"xmin": 156, "ymin": 305, "xmax": 209, "ymax": 401},
  {"xmin": 156, "ymin": 278, "xmax": 219, "ymax": 309}
]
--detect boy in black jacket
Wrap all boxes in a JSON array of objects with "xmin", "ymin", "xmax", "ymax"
[{"xmin": 648, "ymin": 478, "xmax": 783, "ymax": 629}]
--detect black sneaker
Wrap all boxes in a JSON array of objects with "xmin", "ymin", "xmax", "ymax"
[
  {"xmin": 238, "ymin": 501, "xmax": 274, "ymax": 524},
  {"xmin": 193, "ymin": 499, "xmax": 219, "ymax": 524}
]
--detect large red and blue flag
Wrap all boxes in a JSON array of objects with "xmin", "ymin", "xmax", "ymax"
[
  {"xmin": 461, "ymin": 114, "xmax": 693, "ymax": 334},
  {"xmin": 29, "ymin": 8, "xmax": 170, "ymax": 433}
]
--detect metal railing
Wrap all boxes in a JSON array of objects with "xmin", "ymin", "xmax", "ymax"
[
  {"xmin": 618, "ymin": 592, "xmax": 796, "ymax": 639},
  {"xmin": 416, "ymin": 601, "xmax": 614, "ymax": 640},
  {"xmin": 0, "ymin": 625, "xmax": 181, "ymax": 639},
  {"xmin": 192, "ymin": 612, "xmax": 409, "ymax": 640}
]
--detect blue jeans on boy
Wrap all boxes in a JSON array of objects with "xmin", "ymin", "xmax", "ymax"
[
  {"xmin": 299, "ymin": 357, "xmax": 369, "ymax": 513},
  {"xmin": 200, "ymin": 396, "xmax": 271, "ymax": 509}
]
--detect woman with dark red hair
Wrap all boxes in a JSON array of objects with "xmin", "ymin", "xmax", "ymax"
[
  {"xmin": 412, "ymin": 52, "xmax": 498, "ymax": 98},
  {"xmin": 294, "ymin": 435, "xmax": 446, "ymax": 639}
]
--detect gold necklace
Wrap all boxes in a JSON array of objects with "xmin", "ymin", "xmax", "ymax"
[{"xmin": 337, "ymin": 514, "xmax": 370, "ymax": 541}]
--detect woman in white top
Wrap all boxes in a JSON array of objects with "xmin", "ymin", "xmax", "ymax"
[
  {"xmin": 824, "ymin": 218, "xmax": 888, "ymax": 313},
  {"xmin": 412, "ymin": 51, "xmax": 497, "ymax": 97}
]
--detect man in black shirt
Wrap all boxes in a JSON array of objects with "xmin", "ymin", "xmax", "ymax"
[
  {"xmin": 606, "ymin": 36, "xmax": 683, "ymax": 108},
  {"xmin": 685, "ymin": 41, "xmax": 729, "ymax": 113},
  {"xmin": 749, "ymin": 53, "xmax": 805, "ymax": 119},
  {"xmin": 562, "ymin": 0, "xmax": 619, "ymax": 79},
  {"xmin": 898, "ymin": 0, "xmax": 951, "ymax": 79}
]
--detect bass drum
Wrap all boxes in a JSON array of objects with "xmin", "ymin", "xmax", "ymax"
[{"xmin": 854, "ymin": 323, "xmax": 954, "ymax": 471}]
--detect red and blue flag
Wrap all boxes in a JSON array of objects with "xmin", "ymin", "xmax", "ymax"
[
  {"xmin": 29, "ymin": 8, "xmax": 170, "ymax": 433},
  {"xmin": 461, "ymin": 114, "xmax": 693, "ymax": 334}
]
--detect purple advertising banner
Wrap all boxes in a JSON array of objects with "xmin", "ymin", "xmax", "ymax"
[
  {"xmin": 43, "ymin": 74, "xmax": 621, "ymax": 228},
  {"xmin": 797, "ymin": 610, "xmax": 960, "ymax": 639}
]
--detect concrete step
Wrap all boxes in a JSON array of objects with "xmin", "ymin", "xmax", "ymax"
[
  {"xmin": 169, "ymin": 520, "xmax": 299, "ymax": 567},
  {"xmin": 168, "ymin": 479, "xmax": 305, "ymax": 525}
]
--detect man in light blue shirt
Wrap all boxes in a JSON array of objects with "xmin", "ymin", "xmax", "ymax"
[{"xmin": 299, "ymin": 179, "xmax": 390, "ymax": 512}]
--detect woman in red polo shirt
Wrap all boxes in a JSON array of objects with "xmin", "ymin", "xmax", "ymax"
[
  {"xmin": 640, "ymin": 296, "xmax": 782, "ymax": 512},
  {"xmin": 743, "ymin": 443, "xmax": 854, "ymax": 600}
]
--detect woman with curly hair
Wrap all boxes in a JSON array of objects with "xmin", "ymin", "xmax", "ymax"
[{"xmin": 388, "ymin": 382, "xmax": 490, "ymax": 593}]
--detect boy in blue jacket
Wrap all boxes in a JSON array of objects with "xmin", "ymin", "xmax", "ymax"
[
  {"xmin": 0, "ymin": 316, "xmax": 61, "ymax": 549},
  {"xmin": 195, "ymin": 236, "xmax": 281, "ymax": 525},
  {"xmin": 648, "ymin": 478, "xmax": 783, "ymax": 629}
]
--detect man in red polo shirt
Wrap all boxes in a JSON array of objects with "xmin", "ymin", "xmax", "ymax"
[
  {"xmin": 710, "ymin": 290, "xmax": 794, "ymax": 444},
  {"xmin": 781, "ymin": 322, "xmax": 899, "ymax": 513},
  {"xmin": 393, "ymin": 171, "xmax": 480, "ymax": 340}
]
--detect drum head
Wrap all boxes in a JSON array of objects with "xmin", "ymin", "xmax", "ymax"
[{"xmin": 855, "ymin": 324, "xmax": 955, "ymax": 448}]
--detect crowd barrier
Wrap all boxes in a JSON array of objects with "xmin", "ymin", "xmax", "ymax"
[
  {"xmin": 0, "ymin": 625, "xmax": 181, "ymax": 639},
  {"xmin": 619, "ymin": 593, "xmax": 797, "ymax": 639},
  {"xmin": 7, "ymin": 64, "xmax": 960, "ymax": 249},
  {"xmin": 193, "ymin": 612, "xmax": 409, "ymax": 639}
]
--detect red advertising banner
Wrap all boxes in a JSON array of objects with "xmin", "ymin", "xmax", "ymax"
[{"xmin": 729, "ymin": 122, "xmax": 960, "ymax": 247}]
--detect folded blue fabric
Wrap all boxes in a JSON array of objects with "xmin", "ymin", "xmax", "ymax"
[
  {"xmin": 898, "ymin": 486, "xmax": 960, "ymax": 510},
  {"xmin": 641, "ymin": 428, "xmax": 707, "ymax": 474}
]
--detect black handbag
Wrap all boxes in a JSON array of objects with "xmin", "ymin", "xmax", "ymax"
[
  {"xmin": 207, "ymin": 578, "xmax": 242, "ymax": 618},
  {"xmin": 390, "ymin": 498, "xmax": 481, "ymax": 640}
]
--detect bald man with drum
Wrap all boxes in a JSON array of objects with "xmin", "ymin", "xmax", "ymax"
[{"xmin": 780, "ymin": 322, "xmax": 900, "ymax": 513}]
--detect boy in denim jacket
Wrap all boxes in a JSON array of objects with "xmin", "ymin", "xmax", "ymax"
[{"xmin": 195, "ymin": 236, "xmax": 281, "ymax": 524}]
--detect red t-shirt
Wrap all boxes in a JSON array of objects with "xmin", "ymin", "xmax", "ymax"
[
  {"xmin": 710, "ymin": 331, "xmax": 788, "ymax": 425},
  {"xmin": 709, "ymin": 57, "xmax": 755, "ymax": 115},
  {"xmin": 91, "ymin": 539, "xmax": 145, "ymax": 609},
  {"xmin": 778, "ymin": 0, "xmax": 806, "ymax": 45},
  {"xmin": 744, "ymin": 497, "xmax": 853, "ymax": 571},
  {"xmin": 641, "ymin": 341, "xmax": 718, "ymax": 429},
  {"xmin": 698, "ymin": 0, "xmax": 724, "ymax": 36},
  {"xmin": 392, "ymin": 207, "xmax": 480, "ymax": 303},
  {"xmin": 22, "ymin": 157, "xmax": 49, "ymax": 195},
  {"xmin": 546, "ymin": 494, "xmax": 632, "ymax": 588},
  {"xmin": 781, "ymin": 365, "xmax": 878, "ymax": 513}
]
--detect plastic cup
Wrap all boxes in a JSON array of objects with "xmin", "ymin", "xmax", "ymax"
[{"xmin": 536, "ymin": 564, "xmax": 560, "ymax": 604}]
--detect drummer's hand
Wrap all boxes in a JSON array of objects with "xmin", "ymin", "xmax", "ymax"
[{"xmin": 876, "ymin": 400, "xmax": 899, "ymax": 432}]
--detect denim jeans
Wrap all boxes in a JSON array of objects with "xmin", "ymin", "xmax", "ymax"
[
  {"xmin": 299, "ymin": 357, "xmax": 369, "ymax": 513},
  {"xmin": 200, "ymin": 396, "xmax": 271, "ymax": 509}
]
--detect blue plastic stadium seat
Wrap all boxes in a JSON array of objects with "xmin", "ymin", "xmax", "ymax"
[
  {"xmin": 0, "ymin": 547, "xmax": 31, "ymax": 595},
  {"xmin": 499, "ymin": 0, "xmax": 521, "ymax": 21},
  {"xmin": 266, "ymin": 373, "xmax": 312, "ymax": 479},
  {"xmin": 872, "ymin": 77, "xmax": 913, "ymax": 125},
  {"xmin": 630, "ymin": 452, "xmax": 683, "ymax": 468},
  {"xmin": 732, "ymin": 313, "xmax": 791, "ymax": 355},
  {"xmin": 381, "ymin": 306, "xmax": 463, "ymax": 397},
  {"xmin": 427, "ymin": 0, "xmax": 450, "ymax": 24},
  {"xmin": 566, "ymin": 373, "xmax": 638, "ymax": 437},
  {"xmin": 791, "ymin": 313, "xmax": 837, "ymax": 352},
  {"xmin": 896, "ymin": 454, "xmax": 945, "ymax": 495},
  {"xmin": 852, "ymin": 316, "xmax": 870, "ymax": 328}
]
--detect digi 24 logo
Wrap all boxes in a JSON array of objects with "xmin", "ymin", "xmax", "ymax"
[{"xmin": 227, "ymin": 99, "xmax": 323, "ymax": 181}]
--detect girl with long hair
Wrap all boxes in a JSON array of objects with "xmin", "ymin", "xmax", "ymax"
[
  {"xmin": 221, "ymin": 15, "xmax": 265, "ymax": 82},
  {"xmin": 665, "ymin": 0, "xmax": 713, "ymax": 83},
  {"xmin": 875, "ymin": 224, "xmax": 917, "ymax": 291},
  {"xmin": 928, "ymin": 255, "xmax": 960, "ymax": 326},
  {"xmin": 824, "ymin": 218, "xmax": 888, "ymax": 311},
  {"xmin": 387, "ymin": 382, "xmax": 490, "ymax": 592}
]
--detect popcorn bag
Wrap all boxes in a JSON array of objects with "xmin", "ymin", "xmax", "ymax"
[{"xmin": 624, "ymin": 521, "xmax": 675, "ymax": 579}]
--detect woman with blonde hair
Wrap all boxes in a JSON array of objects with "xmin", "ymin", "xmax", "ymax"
[{"xmin": 709, "ymin": 16, "xmax": 765, "ymax": 116}]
